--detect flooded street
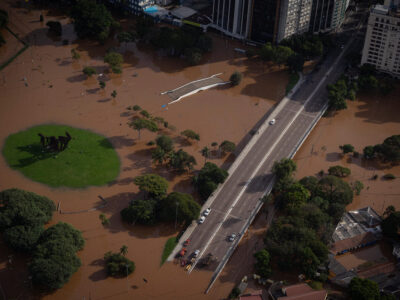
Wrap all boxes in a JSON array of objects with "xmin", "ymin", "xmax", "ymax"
[{"xmin": 0, "ymin": 2, "xmax": 286, "ymax": 299}]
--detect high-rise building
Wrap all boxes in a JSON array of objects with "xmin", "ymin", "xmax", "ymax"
[
  {"xmin": 211, "ymin": 0, "xmax": 312, "ymax": 42},
  {"xmin": 210, "ymin": 0, "xmax": 253, "ymax": 39},
  {"xmin": 309, "ymin": 0, "xmax": 349, "ymax": 33},
  {"xmin": 276, "ymin": 0, "xmax": 313, "ymax": 41},
  {"xmin": 361, "ymin": 0, "xmax": 400, "ymax": 77}
]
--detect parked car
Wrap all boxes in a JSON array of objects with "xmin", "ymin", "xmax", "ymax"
[
  {"xmin": 204, "ymin": 208, "xmax": 211, "ymax": 216},
  {"xmin": 193, "ymin": 249, "xmax": 200, "ymax": 257},
  {"xmin": 229, "ymin": 233, "xmax": 237, "ymax": 242},
  {"xmin": 198, "ymin": 216, "xmax": 206, "ymax": 224},
  {"xmin": 183, "ymin": 239, "xmax": 191, "ymax": 247},
  {"xmin": 179, "ymin": 247, "xmax": 187, "ymax": 257},
  {"xmin": 269, "ymin": 118, "xmax": 276, "ymax": 125}
]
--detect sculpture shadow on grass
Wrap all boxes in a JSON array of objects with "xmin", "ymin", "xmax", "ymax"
[{"xmin": 12, "ymin": 143, "xmax": 55, "ymax": 168}]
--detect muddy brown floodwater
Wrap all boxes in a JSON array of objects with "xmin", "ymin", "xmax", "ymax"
[
  {"xmin": 294, "ymin": 89, "xmax": 400, "ymax": 214},
  {"xmin": 0, "ymin": 2, "xmax": 288, "ymax": 299}
]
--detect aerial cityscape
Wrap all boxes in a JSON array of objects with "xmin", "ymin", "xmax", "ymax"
[{"xmin": 0, "ymin": 0, "xmax": 399, "ymax": 299}]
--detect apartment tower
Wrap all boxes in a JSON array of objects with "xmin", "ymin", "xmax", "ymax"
[{"xmin": 361, "ymin": 0, "xmax": 400, "ymax": 77}]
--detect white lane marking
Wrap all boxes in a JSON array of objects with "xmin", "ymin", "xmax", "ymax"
[{"xmin": 189, "ymin": 44, "xmax": 350, "ymax": 273}]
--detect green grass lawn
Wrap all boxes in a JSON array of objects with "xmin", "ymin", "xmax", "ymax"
[
  {"xmin": 161, "ymin": 237, "xmax": 178, "ymax": 265},
  {"xmin": 2, "ymin": 124, "xmax": 120, "ymax": 188},
  {"xmin": 285, "ymin": 72, "xmax": 300, "ymax": 95}
]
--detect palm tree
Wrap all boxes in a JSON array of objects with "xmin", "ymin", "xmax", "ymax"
[
  {"xmin": 120, "ymin": 245, "xmax": 128, "ymax": 256},
  {"xmin": 201, "ymin": 146, "xmax": 210, "ymax": 163},
  {"xmin": 111, "ymin": 90, "xmax": 117, "ymax": 99}
]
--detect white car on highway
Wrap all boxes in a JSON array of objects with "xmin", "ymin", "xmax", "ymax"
[
  {"xmin": 269, "ymin": 118, "xmax": 276, "ymax": 125},
  {"xmin": 229, "ymin": 233, "xmax": 237, "ymax": 242},
  {"xmin": 204, "ymin": 208, "xmax": 211, "ymax": 216},
  {"xmin": 198, "ymin": 216, "xmax": 206, "ymax": 224},
  {"xmin": 194, "ymin": 249, "xmax": 200, "ymax": 257}
]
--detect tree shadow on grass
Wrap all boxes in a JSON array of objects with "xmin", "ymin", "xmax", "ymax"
[{"xmin": 12, "ymin": 143, "xmax": 56, "ymax": 168}]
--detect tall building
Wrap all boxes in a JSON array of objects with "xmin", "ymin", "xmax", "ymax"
[
  {"xmin": 361, "ymin": 0, "xmax": 400, "ymax": 77},
  {"xmin": 309, "ymin": 0, "xmax": 349, "ymax": 33},
  {"xmin": 211, "ymin": 0, "xmax": 312, "ymax": 42},
  {"xmin": 210, "ymin": 0, "xmax": 253, "ymax": 39},
  {"xmin": 276, "ymin": 0, "xmax": 313, "ymax": 41}
]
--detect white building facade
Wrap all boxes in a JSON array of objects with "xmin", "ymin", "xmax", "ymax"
[{"xmin": 361, "ymin": 0, "xmax": 400, "ymax": 77}]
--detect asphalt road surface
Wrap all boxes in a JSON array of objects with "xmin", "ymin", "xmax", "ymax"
[{"xmin": 178, "ymin": 6, "xmax": 368, "ymax": 289}]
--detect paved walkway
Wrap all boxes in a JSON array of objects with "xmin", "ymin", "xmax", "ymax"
[{"xmin": 161, "ymin": 74, "xmax": 226, "ymax": 104}]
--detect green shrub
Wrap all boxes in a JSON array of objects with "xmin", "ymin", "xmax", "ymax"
[
  {"xmin": 230, "ymin": 71, "xmax": 242, "ymax": 86},
  {"xmin": 104, "ymin": 251, "xmax": 135, "ymax": 277},
  {"xmin": 383, "ymin": 173, "xmax": 396, "ymax": 180}
]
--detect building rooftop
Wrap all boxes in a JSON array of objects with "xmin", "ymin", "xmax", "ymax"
[
  {"xmin": 275, "ymin": 283, "xmax": 327, "ymax": 300},
  {"xmin": 240, "ymin": 290, "xmax": 266, "ymax": 300},
  {"xmin": 331, "ymin": 232, "xmax": 377, "ymax": 254},
  {"xmin": 332, "ymin": 207, "xmax": 382, "ymax": 243}
]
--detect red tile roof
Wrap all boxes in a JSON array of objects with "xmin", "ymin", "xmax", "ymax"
[
  {"xmin": 277, "ymin": 284, "xmax": 327, "ymax": 300},
  {"xmin": 331, "ymin": 232, "xmax": 376, "ymax": 254}
]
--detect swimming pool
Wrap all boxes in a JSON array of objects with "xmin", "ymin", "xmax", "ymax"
[{"xmin": 143, "ymin": 5, "xmax": 158, "ymax": 13}]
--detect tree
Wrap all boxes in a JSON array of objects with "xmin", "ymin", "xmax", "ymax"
[
  {"xmin": 220, "ymin": 140, "xmax": 236, "ymax": 154},
  {"xmin": 282, "ymin": 182, "xmax": 310, "ymax": 210},
  {"xmin": 3, "ymin": 225, "xmax": 44, "ymax": 252},
  {"xmin": 272, "ymin": 45, "xmax": 294, "ymax": 66},
  {"xmin": 70, "ymin": 0, "xmax": 115, "ymax": 43},
  {"xmin": 286, "ymin": 53, "xmax": 305, "ymax": 73},
  {"xmin": 328, "ymin": 165, "xmax": 351, "ymax": 177},
  {"xmin": 46, "ymin": 21, "xmax": 62, "ymax": 36},
  {"xmin": 104, "ymin": 52, "xmax": 123, "ymax": 74},
  {"xmin": 201, "ymin": 146, "xmax": 210, "ymax": 163},
  {"xmin": 193, "ymin": 162, "xmax": 228, "ymax": 199},
  {"xmin": 168, "ymin": 149, "xmax": 197, "ymax": 172},
  {"xmin": 117, "ymin": 31, "xmax": 135, "ymax": 46},
  {"xmin": 133, "ymin": 174, "xmax": 168, "ymax": 199},
  {"xmin": 383, "ymin": 205, "xmax": 395, "ymax": 217},
  {"xmin": 120, "ymin": 199, "xmax": 157, "ymax": 224},
  {"xmin": 317, "ymin": 175, "xmax": 353, "ymax": 206},
  {"xmin": 99, "ymin": 81, "xmax": 106, "ymax": 89},
  {"xmin": 152, "ymin": 147, "xmax": 167, "ymax": 165},
  {"xmin": 363, "ymin": 145, "xmax": 376, "ymax": 159},
  {"xmin": 181, "ymin": 129, "xmax": 200, "ymax": 142},
  {"xmin": 120, "ymin": 245, "xmax": 128, "ymax": 256},
  {"xmin": 196, "ymin": 34, "xmax": 212, "ymax": 52},
  {"xmin": 0, "ymin": 188, "xmax": 55, "ymax": 229},
  {"xmin": 156, "ymin": 135, "xmax": 173, "ymax": 153},
  {"xmin": 140, "ymin": 110, "xmax": 151, "ymax": 118},
  {"xmin": 378, "ymin": 135, "xmax": 400, "ymax": 163},
  {"xmin": 260, "ymin": 43, "xmax": 274, "ymax": 61},
  {"xmin": 30, "ymin": 222, "xmax": 84, "ymax": 289},
  {"xmin": 38, "ymin": 222, "xmax": 85, "ymax": 252},
  {"xmin": 0, "ymin": 9, "xmax": 9, "ymax": 29},
  {"xmin": 339, "ymin": 144, "xmax": 354, "ymax": 154},
  {"xmin": 104, "ymin": 251, "xmax": 135, "ymax": 277},
  {"xmin": 348, "ymin": 277, "xmax": 380, "ymax": 300},
  {"xmin": 352, "ymin": 180, "xmax": 364, "ymax": 196},
  {"xmin": 83, "ymin": 66, "xmax": 96, "ymax": 77},
  {"xmin": 111, "ymin": 90, "xmax": 117, "ymax": 99},
  {"xmin": 327, "ymin": 79, "xmax": 348, "ymax": 111},
  {"xmin": 159, "ymin": 192, "xmax": 200, "ymax": 224},
  {"xmin": 254, "ymin": 249, "xmax": 272, "ymax": 278},
  {"xmin": 381, "ymin": 211, "xmax": 400, "ymax": 239},
  {"xmin": 272, "ymin": 158, "xmax": 297, "ymax": 180},
  {"xmin": 230, "ymin": 71, "xmax": 242, "ymax": 86},
  {"xmin": 185, "ymin": 47, "xmax": 202, "ymax": 65},
  {"xmin": 71, "ymin": 48, "xmax": 80, "ymax": 60},
  {"xmin": 129, "ymin": 118, "xmax": 158, "ymax": 139}
]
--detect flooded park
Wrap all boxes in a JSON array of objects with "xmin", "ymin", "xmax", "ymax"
[{"xmin": 0, "ymin": 1, "xmax": 399, "ymax": 299}]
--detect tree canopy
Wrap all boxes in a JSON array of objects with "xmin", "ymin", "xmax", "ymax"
[
  {"xmin": 254, "ymin": 249, "xmax": 272, "ymax": 278},
  {"xmin": 120, "ymin": 199, "xmax": 157, "ymax": 225},
  {"xmin": 328, "ymin": 165, "xmax": 351, "ymax": 177},
  {"xmin": 168, "ymin": 149, "xmax": 197, "ymax": 172},
  {"xmin": 104, "ymin": 52, "xmax": 123, "ymax": 74},
  {"xmin": 220, "ymin": 140, "xmax": 236, "ymax": 154},
  {"xmin": 0, "ymin": 188, "xmax": 55, "ymax": 230},
  {"xmin": 193, "ymin": 162, "xmax": 228, "ymax": 200},
  {"xmin": 129, "ymin": 118, "xmax": 158, "ymax": 139},
  {"xmin": 272, "ymin": 158, "xmax": 297, "ymax": 180},
  {"xmin": 181, "ymin": 129, "xmax": 200, "ymax": 142},
  {"xmin": 70, "ymin": 0, "xmax": 116, "ymax": 43},
  {"xmin": 159, "ymin": 192, "xmax": 200, "ymax": 224},
  {"xmin": 381, "ymin": 211, "xmax": 400, "ymax": 239},
  {"xmin": 133, "ymin": 174, "xmax": 168, "ymax": 200},
  {"xmin": 104, "ymin": 251, "xmax": 135, "ymax": 277},
  {"xmin": 230, "ymin": 71, "xmax": 242, "ymax": 86},
  {"xmin": 348, "ymin": 277, "xmax": 380, "ymax": 300}
]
